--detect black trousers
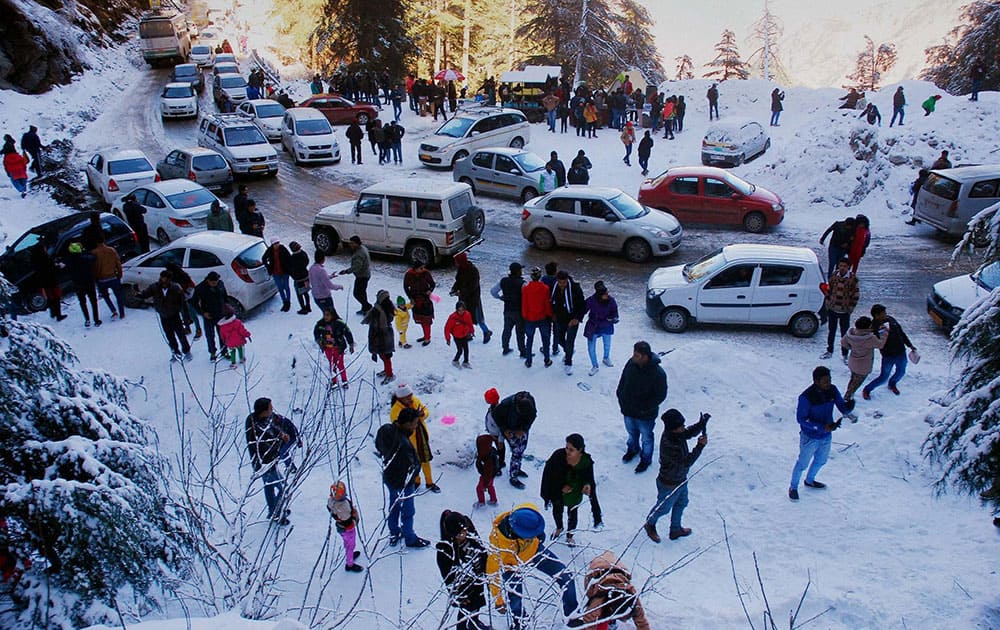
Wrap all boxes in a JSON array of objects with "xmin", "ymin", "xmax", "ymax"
[
  {"xmin": 553, "ymin": 320, "xmax": 579, "ymax": 365},
  {"xmin": 551, "ymin": 484, "xmax": 601, "ymax": 530},
  {"xmin": 350, "ymin": 141, "xmax": 363, "ymax": 163},
  {"xmin": 353, "ymin": 276, "xmax": 371, "ymax": 311},
  {"xmin": 161, "ymin": 314, "xmax": 191, "ymax": 354},
  {"xmin": 827, "ymin": 311, "xmax": 850, "ymax": 354},
  {"xmin": 74, "ymin": 285, "xmax": 98, "ymax": 321},
  {"xmin": 501, "ymin": 311, "xmax": 525, "ymax": 355},
  {"xmin": 453, "ymin": 335, "xmax": 470, "ymax": 363}
]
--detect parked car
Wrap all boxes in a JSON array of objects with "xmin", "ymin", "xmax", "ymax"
[
  {"xmin": 237, "ymin": 99, "xmax": 286, "ymax": 141},
  {"xmin": 110, "ymin": 180, "xmax": 222, "ymax": 244},
  {"xmin": 913, "ymin": 165, "xmax": 1000, "ymax": 245},
  {"xmin": 419, "ymin": 106, "xmax": 530, "ymax": 168},
  {"xmin": 84, "ymin": 149, "xmax": 160, "ymax": 205},
  {"xmin": 213, "ymin": 73, "xmax": 248, "ymax": 107},
  {"xmin": 198, "ymin": 28, "xmax": 221, "ymax": 44},
  {"xmin": 520, "ymin": 186, "xmax": 683, "ymax": 263},
  {"xmin": 645, "ymin": 244, "xmax": 824, "ymax": 337},
  {"xmin": 453, "ymin": 148, "xmax": 545, "ymax": 202},
  {"xmin": 197, "ymin": 113, "xmax": 279, "ymax": 177},
  {"xmin": 298, "ymin": 94, "xmax": 378, "ymax": 126},
  {"xmin": 312, "ymin": 178, "xmax": 485, "ymax": 266},
  {"xmin": 927, "ymin": 260, "xmax": 1000, "ymax": 329},
  {"xmin": 637, "ymin": 166, "xmax": 785, "ymax": 233},
  {"xmin": 159, "ymin": 82, "xmax": 199, "ymax": 119},
  {"xmin": 171, "ymin": 62, "xmax": 204, "ymax": 92},
  {"xmin": 156, "ymin": 147, "xmax": 233, "ymax": 194},
  {"xmin": 190, "ymin": 43, "xmax": 215, "ymax": 67},
  {"xmin": 280, "ymin": 107, "xmax": 340, "ymax": 165},
  {"xmin": 0, "ymin": 212, "xmax": 139, "ymax": 312},
  {"xmin": 122, "ymin": 232, "xmax": 276, "ymax": 318},
  {"xmin": 701, "ymin": 119, "xmax": 770, "ymax": 167},
  {"xmin": 212, "ymin": 62, "xmax": 240, "ymax": 77}
]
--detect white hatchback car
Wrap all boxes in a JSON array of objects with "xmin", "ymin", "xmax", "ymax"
[
  {"xmin": 701, "ymin": 119, "xmax": 770, "ymax": 167},
  {"xmin": 237, "ymin": 99, "xmax": 286, "ymax": 141},
  {"xmin": 281, "ymin": 108, "xmax": 340, "ymax": 165},
  {"xmin": 111, "ymin": 180, "xmax": 223, "ymax": 244},
  {"xmin": 160, "ymin": 82, "xmax": 199, "ymax": 119},
  {"xmin": 190, "ymin": 43, "xmax": 215, "ymax": 67},
  {"xmin": 122, "ymin": 232, "xmax": 276, "ymax": 318},
  {"xmin": 85, "ymin": 149, "xmax": 159, "ymax": 205},
  {"xmin": 419, "ymin": 106, "xmax": 530, "ymax": 169},
  {"xmin": 646, "ymin": 244, "xmax": 824, "ymax": 336}
]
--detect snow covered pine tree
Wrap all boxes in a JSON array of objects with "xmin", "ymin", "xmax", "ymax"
[{"xmin": 0, "ymin": 279, "xmax": 191, "ymax": 629}]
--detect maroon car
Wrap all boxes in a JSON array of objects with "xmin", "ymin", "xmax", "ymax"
[
  {"xmin": 298, "ymin": 94, "xmax": 377, "ymax": 125},
  {"xmin": 637, "ymin": 166, "xmax": 785, "ymax": 233}
]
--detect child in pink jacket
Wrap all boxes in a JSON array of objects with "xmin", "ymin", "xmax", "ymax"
[{"xmin": 217, "ymin": 311, "xmax": 252, "ymax": 367}]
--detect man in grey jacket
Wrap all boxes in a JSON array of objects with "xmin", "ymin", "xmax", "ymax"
[{"xmin": 339, "ymin": 236, "xmax": 372, "ymax": 314}]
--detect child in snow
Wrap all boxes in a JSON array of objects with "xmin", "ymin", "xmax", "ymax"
[
  {"xmin": 314, "ymin": 308, "xmax": 355, "ymax": 388},
  {"xmin": 394, "ymin": 295, "xmax": 413, "ymax": 348},
  {"xmin": 840, "ymin": 315, "xmax": 889, "ymax": 406},
  {"xmin": 217, "ymin": 308, "xmax": 251, "ymax": 368},
  {"xmin": 326, "ymin": 481, "xmax": 364, "ymax": 573},
  {"xmin": 578, "ymin": 551, "xmax": 650, "ymax": 630},
  {"xmin": 444, "ymin": 300, "xmax": 475, "ymax": 368},
  {"xmin": 474, "ymin": 434, "xmax": 500, "ymax": 508}
]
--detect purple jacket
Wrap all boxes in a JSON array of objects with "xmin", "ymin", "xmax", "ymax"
[{"xmin": 583, "ymin": 294, "xmax": 619, "ymax": 338}]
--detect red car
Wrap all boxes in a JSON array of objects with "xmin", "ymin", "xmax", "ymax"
[
  {"xmin": 637, "ymin": 166, "xmax": 785, "ymax": 233},
  {"xmin": 298, "ymin": 94, "xmax": 378, "ymax": 125}
]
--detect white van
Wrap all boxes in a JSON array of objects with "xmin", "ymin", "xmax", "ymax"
[
  {"xmin": 913, "ymin": 165, "xmax": 1000, "ymax": 245},
  {"xmin": 419, "ymin": 106, "xmax": 530, "ymax": 169},
  {"xmin": 645, "ymin": 244, "xmax": 824, "ymax": 337},
  {"xmin": 280, "ymin": 108, "xmax": 341, "ymax": 165}
]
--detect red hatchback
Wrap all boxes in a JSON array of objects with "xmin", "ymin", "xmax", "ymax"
[
  {"xmin": 298, "ymin": 94, "xmax": 378, "ymax": 125},
  {"xmin": 637, "ymin": 166, "xmax": 785, "ymax": 233}
]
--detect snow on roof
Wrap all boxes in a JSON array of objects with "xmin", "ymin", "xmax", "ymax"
[{"xmin": 500, "ymin": 66, "xmax": 562, "ymax": 84}]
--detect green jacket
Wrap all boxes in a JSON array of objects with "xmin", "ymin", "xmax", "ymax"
[
  {"xmin": 207, "ymin": 209, "xmax": 235, "ymax": 232},
  {"xmin": 921, "ymin": 96, "xmax": 937, "ymax": 113}
]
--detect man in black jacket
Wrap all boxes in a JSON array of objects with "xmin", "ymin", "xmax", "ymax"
[
  {"xmin": 550, "ymin": 270, "xmax": 586, "ymax": 375},
  {"xmin": 20, "ymin": 125, "xmax": 43, "ymax": 175},
  {"xmin": 490, "ymin": 262, "xmax": 525, "ymax": 358},
  {"xmin": 862, "ymin": 304, "xmax": 917, "ymax": 399},
  {"xmin": 263, "ymin": 239, "xmax": 293, "ymax": 312},
  {"xmin": 122, "ymin": 193, "xmax": 150, "ymax": 253},
  {"xmin": 233, "ymin": 185, "xmax": 251, "ymax": 234},
  {"xmin": 376, "ymin": 407, "xmax": 430, "ymax": 547},
  {"xmin": 491, "ymin": 391, "xmax": 537, "ymax": 489},
  {"xmin": 616, "ymin": 341, "xmax": 668, "ymax": 473},
  {"xmin": 643, "ymin": 409, "xmax": 707, "ymax": 543},
  {"xmin": 546, "ymin": 151, "xmax": 566, "ymax": 188},
  {"xmin": 245, "ymin": 397, "xmax": 291, "ymax": 525},
  {"xmin": 137, "ymin": 270, "xmax": 191, "ymax": 360},
  {"xmin": 189, "ymin": 271, "xmax": 229, "ymax": 360},
  {"xmin": 819, "ymin": 217, "xmax": 855, "ymax": 280}
]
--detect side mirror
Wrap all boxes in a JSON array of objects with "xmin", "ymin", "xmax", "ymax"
[
  {"xmin": 604, "ymin": 213, "xmax": 618, "ymax": 222},
  {"xmin": 470, "ymin": 131, "xmax": 481, "ymax": 137},
  {"xmin": 731, "ymin": 192, "xmax": 742, "ymax": 200}
]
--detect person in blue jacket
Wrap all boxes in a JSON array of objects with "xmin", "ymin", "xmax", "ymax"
[{"xmin": 788, "ymin": 366, "xmax": 854, "ymax": 501}]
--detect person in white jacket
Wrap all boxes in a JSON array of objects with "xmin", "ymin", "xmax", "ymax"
[{"xmin": 538, "ymin": 163, "xmax": 557, "ymax": 194}]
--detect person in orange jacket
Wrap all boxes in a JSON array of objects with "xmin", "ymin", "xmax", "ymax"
[{"xmin": 521, "ymin": 266, "xmax": 553, "ymax": 368}]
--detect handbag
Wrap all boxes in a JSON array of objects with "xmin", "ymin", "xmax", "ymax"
[{"xmin": 908, "ymin": 348, "xmax": 921, "ymax": 364}]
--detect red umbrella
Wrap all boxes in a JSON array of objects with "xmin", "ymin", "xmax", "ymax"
[{"xmin": 434, "ymin": 68, "xmax": 465, "ymax": 82}]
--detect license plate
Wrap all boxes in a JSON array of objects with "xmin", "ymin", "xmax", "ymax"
[
  {"xmin": 419, "ymin": 153, "xmax": 431, "ymax": 160},
  {"xmin": 928, "ymin": 309, "xmax": 943, "ymax": 326},
  {"xmin": 249, "ymin": 165, "xmax": 268, "ymax": 172}
]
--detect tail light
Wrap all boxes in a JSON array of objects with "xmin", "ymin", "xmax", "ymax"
[
  {"xmin": 231, "ymin": 260, "xmax": 254, "ymax": 283},
  {"xmin": 108, "ymin": 179, "xmax": 119, "ymax": 192},
  {"xmin": 445, "ymin": 231, "xmax": 454, "ymax": 245},
  {"xmin": 188, "ymin": 170, "xmax": 197, "ymax": 181},
  {"xmin": 154, "ymin": 173, "xmax": 162, "ymax": 182},
  {"xmin": 947, "ymin": 201, "xmax": 958, "ymax": 217},
  {"xmin": 169, "ymin": 217, "xmax": 192, "ymax": 227},
  {"xmin": 521, "ymin": 209, "xmax": 531, "ymax": 220},
  {"xmin": 131, "ymin": 231, "xmax": 139, "ymax": 244},
  {"xmin": 701, "ymin": 139, "xmax": 708, "ymax": 147}
]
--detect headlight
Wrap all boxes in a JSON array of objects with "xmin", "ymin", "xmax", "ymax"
[
  {"xmin": 235, "ymin": 158, "xmax": 250, "ymax": 163},
  {"xmin": 641, "ymin": 226, "xmax": 668, "ymax": 239},
  {"xmin": 647, "ymin": 288, "xmax": 665, "ymax": 299},
  {"xmin": 772, "ymin": 203, "xmax": 783, "ymax": 211}
]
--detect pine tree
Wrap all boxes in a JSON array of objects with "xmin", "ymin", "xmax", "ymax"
[
  {"xmin": 846, "ymin": 35, "xmax": 897, "ymax": 91},
  {"xmin": 703, "ymin": 29, "xmax": 750, "ymax": 81},
  {"xmin": 923, "ymin": 210, "xmax": 1000, "ymax": 518},
  {"xmin": 0, "ymin": 284, "xmax": 191, "ymax": 628},
  {"xmin": 675, "ymin": 55, "xmax": 694, "ymax": 80},
  {"xmin": 311, "ymin": 0, "xmax": 418, "ymax": 77},
  {"xmin": 613, "ymin": 0, "xmax": 666, "ymax": 85},
  {"xmin": 920, "ymin": 0, "xmax": 1000, "ymax": 96},
  {"xmin": 746, "ymin": 1, "xmax": 790, "ymax": 84}
]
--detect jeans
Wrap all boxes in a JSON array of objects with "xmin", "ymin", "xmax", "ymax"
[
  {"xmin": 826, "ymin": 311, "xmax": 850, "ymax": 354},
  {"xmin": 353, "ymin": 276, "xmax": 371, "ymax": 312},
  {"xmin": 96, "ymin": 277, "xmax": 125, "ymax": 316},
  {"xmin": 501, "ymin": 546, "xmax": 578, "ymax": 620},
  {"xmin": 789, "ymin": 433, "xmax": 831, "ymax": 488},
  {"xmin": 709, "ymin": 102, "xmax": 719, "ymax": 119},
  {"xmin": 9, "ymin": 177, "xmax": 27, "ymax": 194},
  {"xmin": 501, "ymin": 311, "xmax": 525, "ymax": 354},
  {"xmin": 587, "ymin": 333, "xmax": 612, "ymax": 368},
  {"xmin": 473, "ymin": 303, "xmax": 491, "ymax": 335},
  {"xmin": 272, "ymin": 274, "xmax": 291, "ymax": 305},
  {"xmin": 890, "ymin": 106, "xmax": 904, "ymax": 126},
  {"xmin": 827, "ymin": 246, "xmax": 847, "ymax": 279},
  {"xmin": 623, "ymin": 415, "xmax": 655, "ymax": 465},
  {"xmin": 646, "ymin": 479, "xmax": 689, "ymax": 532},
  {"xmin": 651, "ymin": 112, "xmax": 661, "ymax": 132},
  {"xmin": 386, "ymin": 482, "xmax": 417, "ymax": 544},
  {"xmin": 770, "ymin": 110, "xmax": 781, "ymax": 125},
  {"xmin": 161, "ymin": 314, "xmax": 191, "ymax": 354},
  {"xmin": 261, "ymin": 465, "xmax": 284, "ymax": 519},
  {"xmin": 453, "ymin": 335, "xmax": 470, "ymax": 363},
  {"xmin": 638, "ymin": 154, "xmax": 649, "ymax": 173},
  {"xmin": 74, "ymin": 285, "xmax": 98, "ymax": 322},
  {"xmin": 393, "ymin": 102, "xmax": 402, "ymax": 121},
  {"xmin": 552, "ymin": 320, "xmax": 578, "ymax": 364},
  {"xmin": 315, "ymin": 296, "xmax": 334, "ymax": 313},
  {"xmin": 623, "ymin": 143, "xmax": 632, "ymax": 164},
  {"xmin": 547, "ymin": 108, "xmax": 557, "ymax": 131},
  {"xmin": 524, "ymin": 319, "xmax": 551, "ymax": 361},
  {"xmin": 864, "ymin": 353, "xmax": 907, "ymax": 393},
  {"xmin": 971, "ymin": 79, "xmax": 980, "ymax": 101},
  {"xmin": 391, "ymin": 141, "xmax": 402, "ymax": 163}
]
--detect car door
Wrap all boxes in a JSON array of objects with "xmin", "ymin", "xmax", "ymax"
[
  {"xmin": 352, "ymin": 193, "xmax": 387, "ymax": 249},
  {"xmin": 576, "ymin": 198, "xmax": 621, "ymax": 251},
  {"xmin": 540, "ymin": 195, "xmax": 580, "ymax": 247},
  {"xmin": 702, "ymin": 177, "xmax": 739, "ymax": 225},
  {"xmin": 186, "ymin": 247, "xmax": 225, "ymax": 287},
  {"xmin": 328, "ymin": 98, "xmax": 353, "ymax": 124},
  {"xmin": 695, "ymin": 263, "xmax": 756, "ymax": 323},
  {"xmin": 663, "ymin": 176, "xmax": 700, "ymax": 222},
  {"xmin": 131, "ymin": 247, "xmax": 187, "ymax": 290},
  {"xmin": 166, "ymin": 150, "xmax": 185, "ymax": 179},
  {"xmin": 744, "ymin": 123, "xmax": 765, "ymax": 157},
  {"xmin": 385, "ymin": 196, "xmax": 414, "ymax": 254},
  {"xmin": 86, "ymin": 154, "xmax": 103, "ymax": 190},
  {"xmin": 466, "ymin": 151, "xmax": 495, "ymax": 194},
  {"xmin": 142, "ymin": 188, "xmax": 168, "ymax": 238},
  {"xmin": 751, "ymin": 264, "xmax": 806, "ymax": 324},
  {"xmin": 492, "ymin": 154, "xmax": 523, "ymax": 198}
]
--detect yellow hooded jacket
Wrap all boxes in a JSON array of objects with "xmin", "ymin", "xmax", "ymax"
[
  {"xmin": 390, "ymin": 396, "xmax": 433, "ymax": 463},
  {"xmin": 485, "ymin": 502, "xmax": 544, "ymax": 607}
]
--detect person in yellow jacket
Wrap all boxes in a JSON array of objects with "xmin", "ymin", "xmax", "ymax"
[
  {"xmin": 390, "ymin": 383, "xmax": 440, "ymax": 492},
  {"xmin": 486, "ymin": 503, "xmax": 582, "ymax": 629},
  {"xmin": 394, "ymin": 295, "xmax": 413, "ymax": 348}
]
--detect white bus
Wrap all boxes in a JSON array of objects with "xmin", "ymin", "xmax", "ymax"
[{"xmin": 139, "ymin": 12, "xmax": 191, "ymax": 66}]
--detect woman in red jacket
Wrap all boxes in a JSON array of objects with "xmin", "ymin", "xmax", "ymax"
[
  {"xmin": 444, "ymin": 300, "xmax": 475, "ymax": 368},
  {"xmin": 847, "ymin": 214, "xmax": 871, "ymax": 274},
  {"xmin": 3, "ymin": 148, "xmax": 29, "ymax": 198}
]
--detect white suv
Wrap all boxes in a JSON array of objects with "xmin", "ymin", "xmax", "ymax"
[
  {"xmin": 419, "ymin": 106, "xmax": 530, "ymax": 169},
  {"xmin": 197, "ymin": 114, "xmax": 279, "ymax": 177}
]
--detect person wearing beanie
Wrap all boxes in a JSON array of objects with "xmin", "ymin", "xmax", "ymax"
[
  {"xmin": 583, "ymin": 280, "xmax": 619, "ymax": 376},
  {"xmin": 404, "ymin": 259, "xmax": 436, "ymax": 345},
  {"xmin": 483, "ymin": 387, "xmax": 507, "ymax": 473},
  {"xmin": 327, "ymin": 481, "xmax": 364, "ymax": 572},
  {"xmin": 375, "ymin": 406, "xmax": 430, "ymax": 547},
  {"xmin": 245, "ymin": 397, "xmax": 292, "ymax": 525},
  {"xmin": 436, "ymin": 510, "xmax": 488, "ymax": 630},
  {"xmin": 540, "ymin": 433, "xmax": 602, "ymax": 545},
  {"xmin": 616, "ymin": 341, "xmax": 668, "ymax": 474},
  {"xmin": 788, "ymin": 366, "xmax": 854, "ymax": 502},
  {"xmin": 65, "ymin": 241, "xmax": 100, "ymax": 327},
  {"xmin": 578, "ymin": 551, "xmax": 650, "ymax": 629},
  {"xmin": 521, "ymin": 266, "xmax": 554, "ymax": 368},
  {"xmin": 490, "ymin": 262, "xmax": 526, "ymax": 358},
  {"xmin": 394, "ymin": 295, "xmax": 413, "ymax": 348},
  {"xmin": 390, "ymin": 383, "xmax": 439, "ymax": 492},
  {"xmin": 313, "ymin": 307, "xmax": 355, "ymax": 388},
  {"xmin": 486, "ymin": 503, "xmax": 582, "ymax": 629},
  {"xmin": 620, "ymin": 120, "xmax": 635, "ymax": 166},
  {"xmin": 643, "ymin": 409, "xmax": 708, "ymax": 543},
  {"xmin": 362, "ymin": 289, "xmax": 397, "ymax": 384},
  {"xmin": 288, "ymin": 241, "xmax": 311, "ymax": 315}
]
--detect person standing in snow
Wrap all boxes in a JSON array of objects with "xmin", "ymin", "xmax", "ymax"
[
  {"xmin": 444, "ymin": 300, "xmax": 475, "ymax": 368},
  {"xmin": 19, "ymin": 125, "xmax": 43, "ymax": 175},
  {"xmin": 847, "ymin": 214, "xmax": 871, "ymax": 275},
  {"xmin": 327, "ymin": 481, "xmax": 364, "ymax": 572},
  {"xmin": 450, "ymin": 251, "xmax": 491, "ymax": 343},
  {"xmin": 245, "ymin": 397, "xmax": 291, "ymax": 525},
  {"xmin": 970, "ymin": 59, "xmax": 984, "ymax": 101},
  {"xmin": 521, "ymin": 266, "xmax": 553, "ymax": 369},
  {"xmin": 483, "ymin": 387, "xmax": 507, "ymax": 472},
  {"xmin": 567, "ymin": 151, "xmax": 591, "ymax": 185},
  {"xmin": 538, "ymin": 163, "xmax": 557, "ymax": 194},
  {"xmin": 309, "ymin": 251, "xmax": 344, "ymax": 314},
  {"xmin": 543, "ymin": 91, "xmax": 560, "ymax": 133},
  {"xmin": 436, "ymin": 510, "xmax": 489, "ymax": 630},
  {"xmin": 770, "ymin": 88, "xmax": 784, "ymax": 126},
  {"xmin": 540, "ymin": 433, "xmax": 602, "ymax": 545},
  {"xmin": 643, "ymin": 409, "xmax": 708, "ymax": 543},
  {"xmin": 921, "ymin": 94, "xmax": 942, "ymax": 116},
  {"xmin": 29, "ymin": 240, "xmax": 64, "ymax": 321},
  {"xmin": 245, "ymin": 200, "xmax": 266, "ymax": 238},
  {"xmin": 840, "ymin": 315, "xmax": 888, "ymax": 404},
  {"xmin": 206, "ymin": 199, "xmax": 234, "ymax": 233},
  {"xmin": 404, "ymin": 260, "xmax": 436, "ymax": 345},
  {"xmin": 233, "ymin": 185, "xmax": 251, "ymax": 234},
  {"xmin": 390, "ymin": 382, "xmax": 440, "ymax": 492},
  {"xmin": 2, "ymin": 146, "xmax": 29, "ymax": 198},
  {"xmin": 859, "ymin": 102, "xmax": 881, "ymax": 126},
  {"xmin": 491, "ymin": 262, "xmax": 526, "ymax": 358},
  {"xmin": 137, "ymin": 270, "xmax": 191, "ymax": 361},
  {"xmin": 288, "ymin": 241, "xmax": 311, "ymax": 315},
  {"xmin": 363, "ymin": 289, "xmax": 396, "ymax": 384},
  {"xmin": 890, "ymin": 86, "xmax": 906, "ymax": 127},
  {"xmin": 217, "ymin": 307, "xmax": 251, "ymax": 368},
  {"xmin": 788, "ymin": 366, "xmax": 854, "ymax": 501},
  {"xmin": 862, "ymin": 304, "xmax": 917, "ymax": 400},
  {"xmin": 92, "ymin": 235, "xmax": 126, "ymax": 320},
  {"xmin": 660, "ymin": 97, "xmax": 675, "ymax": 140},
  {"xmin": 546, "ymin": 151, "xmax": 566, "ymax": 188},
  {"xmin": 189, "ymin": 271, "xmax": 228, "ymax": 361},
  {"xmin": 620, "ymin": 121, "xmax": 635, "ymax": 166},
  {"xmin": 550, "ymin": 270, "xmax": 586, "ymax": 376},
  {"xmin": 263, "ymin": 239, "xmax": 293, "ymax": 312},
  {"xmin": 492, "ymin": 391, "xmax": 537, "ymax": 489},
  {"xmin": 637, "ymin": 130, "xmax": 654, "ymax": 176},
  {"xmin": 65, "ymin": 242, "xmax": 100, "ymax": 327},
  {"xmin": 338, "ymin": 236, "xmax": 372, "ymax": 314},
  {"xmin": 821, "ymin": 257, "xmax": 859, "ymax": 362},
  {"xmin": 675, "ymin": 95, "xmax": 687, "ymax": 133},
  {"xmin": 707, "ymin": 83, "xmax": 719, "ymax": 120},
  {"xmin": 375, "ymin": 406, "xmax": 431, "ymax": 547},
  {"xmin": 819, "ymin": 216, "xmax": 855, "ymax": 281},
  {"xmin": 346, "ymin": 120, "xmax": 365, "ymax": 164},
  {"xmin": 616, "ymin": 341, "xmax": 668, "ymax": 474},
  {"xmin": 583, "ymin": 280, "xmax": 618, "ymax": 376},
  {"xmin": 931, "ymin": 150, "xmax": 952, "ymax": 170},
  {"xmin": 394, "ymin": 296, "xmax": 413, "ymax": 348},
  {"xmin": 314, "ymin": 307, "xmax": 354, "ymax": 388},
  {"xmin": 474, "ymin": 434, "xmax": 501, "ymax": 507}
]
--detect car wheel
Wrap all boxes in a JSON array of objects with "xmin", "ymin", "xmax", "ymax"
[
  {"xmin": 123, "ymin": 284, "xmax": 144, "ymax": 310},
  {"xmin": 464, "ymin": 207, "xmax": 486, "ymax": 236},
  {"xmin": 459, "ymin": 177, "xmax": 476, "ymax": 195},
  {"xmin": 971, "ymin": 219, "xmax": 994, "ymax": 248},
  {"xmin": 451, "ymin": 151, "xmax": 469, "ymax": 168},
  {"xmin": 623, "ymin": 238, "xmax": 653, "ymax": 263},
  {"xmin": 406, "ymin": 240, "xmax": 434, "ymax": 267},
  {"xmin": 509, "ymin": 136, "xmax": 525, "ymax": 149},
  {"xmin": 531, "ymin": 228, "xmax": 555, "ymax": 250},
  {"xmin": 357, "ymin": 113, "xmax": 370, "ymax": 125},
  {"xmin": 156, "ymin": 227, "xmax": 171, "ymax": 244},
  {"xmin": 225, "ymin": 296, "xmax": 247, "ymax": 320},
  {"xmin": 313, "ymin": 227, "xmax": 339, "ymax": 255},
  {"xmin": 659, "ymin": 307, "xmax": 689, "ymax": 333},
  {"xmin": 25, "ymin": 291, "xmax": 48, "ymax": 313},
  {"xmin": 743, "ymin": 211, "xmax": 766, "ymax": 233},
  {"xmin": 521, "ymin": 187, "xmax": 537, "ymax": 203},
  {"xmin": 789, "ymin": 312, "xmax": 820, "ymax": 338}
]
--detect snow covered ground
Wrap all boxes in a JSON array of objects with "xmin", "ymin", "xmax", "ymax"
[{"xmin": 3, "ymin": 45, "xmax": 1000, "ymax": 630}]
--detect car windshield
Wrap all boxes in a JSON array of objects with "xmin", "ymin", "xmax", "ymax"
[
  {"xmin": 436, "ymin": 117, "xmax": 476, "ymax": 138},
  {"xmin": 683, "ymin": 248, "xmax": 727, "ymax": 282},
  {"xmin": 255, "ymin": 103, "xmax": 285, "ymax": 118},
  {"xmin": 223, "ymin": 126, "xmax": 267, "ymax": 146},
  {"xmin": 108, "ymin": 157, "xmax": 153, "ymax": 175},
  {"xmin": 163, "ymin": 86, "xmax": 194, "ymax": 98},
  {"xmin": 220, "ymin": 76, "xmax": 247, "ymax": 89},
  {"xmin": 705, "ymin": 127, "xmax": 737, "ymax": 144},
  {"xmin": 513, "ymin": 153, "xmax": 546, "ymax": 172},
  {"xmin": 296, "ymin": 119, "xmax": 332, "ymax": 135},
  {"xmin": 174, "ymin": 66, "xmax": 198, "ymax": 78},
  {"xmin": 724, "ymin": 172, "xmax": 755, "ymax": 195},
  {"xmin": 237, "ymin": 241, "xmax": 266, "ymax": 268},
  {"xmin": 139, "ymin": 20, "xmax": 174, "ymax": 38},
  {"xmin": 606, "ymin": 192, "xmax": 647, "ymax": 219},
  {"xmin": 977, "ymin": 261, "xmax": 1000, "ymax": 291},
  {"xmin": 166, "ymin": 188, "xmax": 217, "ymax": 209},
  {"xmin": 216, "ymin": 64, "xmax": 238, "ymax": 74},
  {"xmin": 192, "ymin": 154, "xmax": 228, "ymax": 170},
  {"xmin": 192, "ymin": 45, "xmax": 211, "ymax": 55}
]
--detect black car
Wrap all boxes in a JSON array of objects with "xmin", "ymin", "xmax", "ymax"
[
  {"xmin": 0, "ymin": 213, "xmax": 140, "ymax": 312},
  {"xmin": 171, "ymin": 63, "xmax": 205, "ymax": 93}
]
